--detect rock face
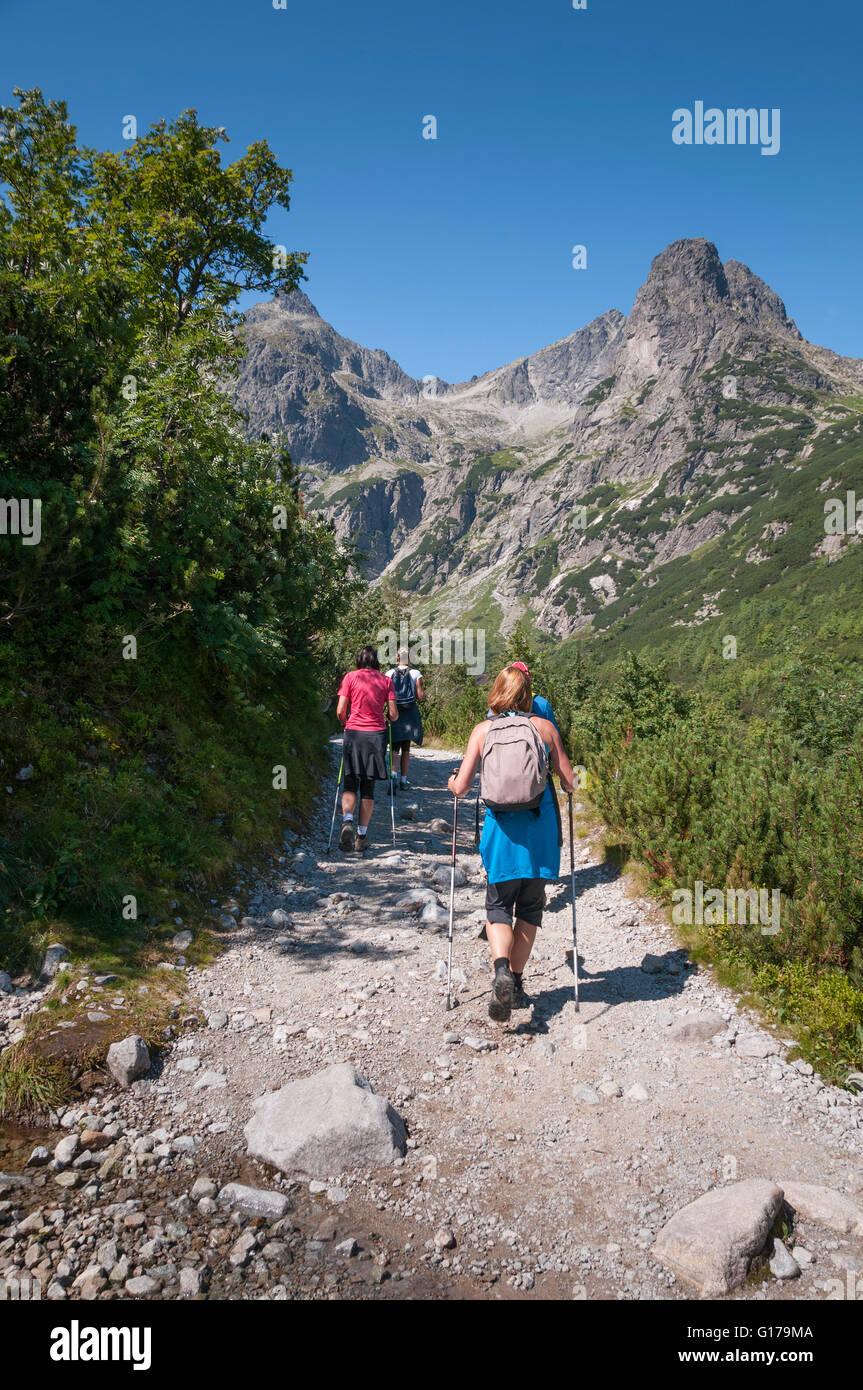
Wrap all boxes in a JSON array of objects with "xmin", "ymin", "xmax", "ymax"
[
  {"xmin": 234, "ymin": 239, "xmax": 863, "ymax": 643},
  {"xmin": 244, "ymin": 1063, "xmax": 407, "ymax": 1177},
  {"xmin": 106, "ymin": 1035, "xmax": 151, "ymax": 1087},
  {"xmin": 652, "ymin": 1179, "xmax": 784, "ymax": 1296}
]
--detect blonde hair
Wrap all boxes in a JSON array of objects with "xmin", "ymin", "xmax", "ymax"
[{"xmin": 488, "ymin": 666, "xmax": 532, "ymax": 715}]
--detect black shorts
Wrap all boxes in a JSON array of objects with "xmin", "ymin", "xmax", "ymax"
[
  {"xmin": 485, "ymin": 878, "xmax": 546, "ymax": 928},
  {"xmin": 392, "ymin": 738, "xmax": 411, "ymax": 753},
  {"xmin": 343, "ymin": 773, "xmax": 375, "ymax": 799}
]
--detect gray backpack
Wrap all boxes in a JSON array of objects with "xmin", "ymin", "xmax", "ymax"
[{"xmin": 480, "ymin": 714, "xmax": 548, "ymax": 812}]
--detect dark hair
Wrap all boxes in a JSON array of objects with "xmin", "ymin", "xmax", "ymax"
[{"xmin": 356, "ymin": 645, "xmax": 380, "ymax": 670}]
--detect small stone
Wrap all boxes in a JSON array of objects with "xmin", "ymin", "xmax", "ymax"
[
  {"xmin": 0, "ymin": 971, "xmax": 13, "ymax": 993},
  {"xmin": 624, "ymin": 1083, "xmax": 649, "ymax": 1102},
  {"xmin": 267, "ymin": 909, "xmax": 293, "ymax": 929},
  {"xmin": 207, "ymin": 1012, "xmax": 228, "ymax": 1029},
  {"xmin": 179, "ymin": 1266, "xmax": 204, "ymax": 1296},
  {"xmin": 769, "ymin": 1237, "xmax": 800, "ymax": 1280},
  {"xmin": 735, "ymin": 1034, "xmax": 780, "ymax": 1059},
  {"xmin": 125, "ymin": 1275, "xmax": 161, "ymax": 1296},
  {"xmin": 175, "ymin": 1057, "xmax": 201, "ymax": 1073},
  {"xmin": 668, "ymin": 1012, "xmax": 726, "ymax": 1043},
  {"xmin": 335, "ymin": 1238, "xmax": 359, "ymax": 1257},
  {"xmin": 193, "ymin": 1070, "xmax": 227, "ymax": 1090},
  {"xmin": 170, "ymin": 930, "xmax": 193, "ymax": 952},
  {"xmin": 106, "ymin": 1034, "xmax": 150, "ymax": 1086},
  {"xmin": 229, "ymin": 1229, "xmax": 259, "ymax": 1268},
  {"xmin": 38, "ymin": 943, "xmax": 70, "ymax": 984},
  {"xmin": 434, "ymin": 1228, "xmax": 456, "ymax": 1250},
  {"xmin": 218, "ymin": 1182, "xmax": 292, "ymax": 1220},
  {"xmin": 572, "ymin": 1084, "xmax": 601, "ymax": 1104}
]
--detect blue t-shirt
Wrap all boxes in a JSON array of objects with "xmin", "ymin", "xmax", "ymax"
[
  {"xmin": 480, "ymin": 780, "xmax": 560, "ymax": 883},
  {"xmin": 478, "ymin": 704, "xmax": 560, "ymax": 883}
]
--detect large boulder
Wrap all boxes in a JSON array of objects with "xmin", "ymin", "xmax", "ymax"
[
  {"xmin": 652, "ymin": 1180, "xmax": 783, "ymax": 1296},
  {"xmin": 780, "ymin": 1182, "xmax": 863, "ymax": 1236},
  {"xmin": 244, "ymin": 1063, "xmax": 406, "ymax": 1177},
  {"xmin": 106, "ymin": 1034, "xmax": 151, "ymax": 1087}
]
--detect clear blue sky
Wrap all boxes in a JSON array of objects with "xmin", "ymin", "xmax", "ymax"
[{"xmin": 4, "ymin": 0, "xmax": 861, "ymax": 381}]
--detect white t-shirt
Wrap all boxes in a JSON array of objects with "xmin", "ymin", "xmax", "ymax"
[{"xmin": 386, "ymin": 667, "xmax": 422, "ymax": 683}]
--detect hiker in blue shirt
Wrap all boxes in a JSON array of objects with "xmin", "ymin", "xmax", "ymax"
[
  {"xmin": 449, "ymin": 664, "xmax": 575, "ymax": 1023},
  {"xmin": 385, "ymin": 649, "xmax": 424, "ymax": 790},
  {"xmin": 484, "ymin": 660, "xmax": 564, "ymax": 853}
]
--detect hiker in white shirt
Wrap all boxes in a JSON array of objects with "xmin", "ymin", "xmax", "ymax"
[{"xmin": 385, "ymin": 649, "xmax": 424, "ymax": 789}]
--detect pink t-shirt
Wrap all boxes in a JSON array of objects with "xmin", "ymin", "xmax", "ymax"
[{"xmin": 338, "ymin": 669, "xmax": 396, "ymax": 732}]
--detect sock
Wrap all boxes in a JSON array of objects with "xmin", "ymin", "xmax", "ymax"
[
  {"xmin": 493, "ymin": 956, "xmax": 510, "ymax": 973},
  {"xmin": 357, "ymin": 825, "xmax": 367, "ymax": 837},
  {"xmin": 343, "ymin": 812, "xmax": 354, "ymax": 823}
]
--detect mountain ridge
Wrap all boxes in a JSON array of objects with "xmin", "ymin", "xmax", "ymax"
[{"xmin": 234, "ymin": 238, "xmax": 863, "ymax": 649}]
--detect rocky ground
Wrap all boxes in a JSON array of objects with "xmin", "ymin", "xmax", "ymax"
[{"xmin": 2, "ymin": 743, "xmax": 863, "ymax": 1302}]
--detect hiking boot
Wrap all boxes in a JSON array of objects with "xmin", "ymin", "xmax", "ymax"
[
  {"xmin": 355, "ymin": 833, "xmax": 367, "ymax": 854},
  {"xmin": 488, "ymin": 961, "xmax": 515, "ymax": 1022},
  {"xmin": 338, "ymin": 822, "xmax": 355, "ymax": 852},
  {"xmin": 512, "ymin": 976, "xmax": 529, "ymax": 1009}
]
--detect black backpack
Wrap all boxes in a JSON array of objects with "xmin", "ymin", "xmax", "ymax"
[{"xmin": 392, "ymin": 667, "xmax": 416, "ymax": 708}]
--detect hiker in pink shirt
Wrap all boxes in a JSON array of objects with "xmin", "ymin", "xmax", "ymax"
[{"xmin": 336, "ymin": 646, "xmax": 397, "ymax": 853}]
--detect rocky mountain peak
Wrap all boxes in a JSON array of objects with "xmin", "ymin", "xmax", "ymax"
[
  {"xmin": 723, "ymin": 259, "xmax": 800, "ymax": 339},
  {"xmin": 273, "ymin": 286, "xmax": 322, "ymax": 318},
  {"xmin": 626, "ymin": 238, "xmax": 730, "ymax": 339}
]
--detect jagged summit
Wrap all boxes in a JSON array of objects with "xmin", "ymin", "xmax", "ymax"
[{"xmin": 275, "ymin": 287, "xmax": 321, "ymax": 318}]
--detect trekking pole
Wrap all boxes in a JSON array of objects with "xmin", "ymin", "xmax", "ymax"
[
  {"xmin": 388, "ymin": 721, "xmax": 396, "ymax": 847},
  {"xmin": 474, "ymin": 792, "xmax": 480, "ymax": 850},
  {"xmin": 446, "ymin": 787, "xmax": 459, "ymax": 1012},
  {"xmin": 567, "ymin": 791, "xmax": 579, "ymax": 1010},
  {"xmin": 327, "ymin": 753, "xmax": 344, "ymax": 852}
]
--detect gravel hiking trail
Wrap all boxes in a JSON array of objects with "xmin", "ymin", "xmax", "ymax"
[{"xmin": 175, "ymin": 742, "xmax": 863, "ymax": 1300}]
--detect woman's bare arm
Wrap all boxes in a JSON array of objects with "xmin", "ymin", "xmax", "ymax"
[
  {"xmin": 336, "ymin": 695, "xmax": 349, "ymax": 726},
  {"xmin": 534, "ymin": 717, "xmax": 576, "ymax": 792},
  {"xmin": 447, "ymin": 722, "xmax": 487, "ymax": 798}
]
